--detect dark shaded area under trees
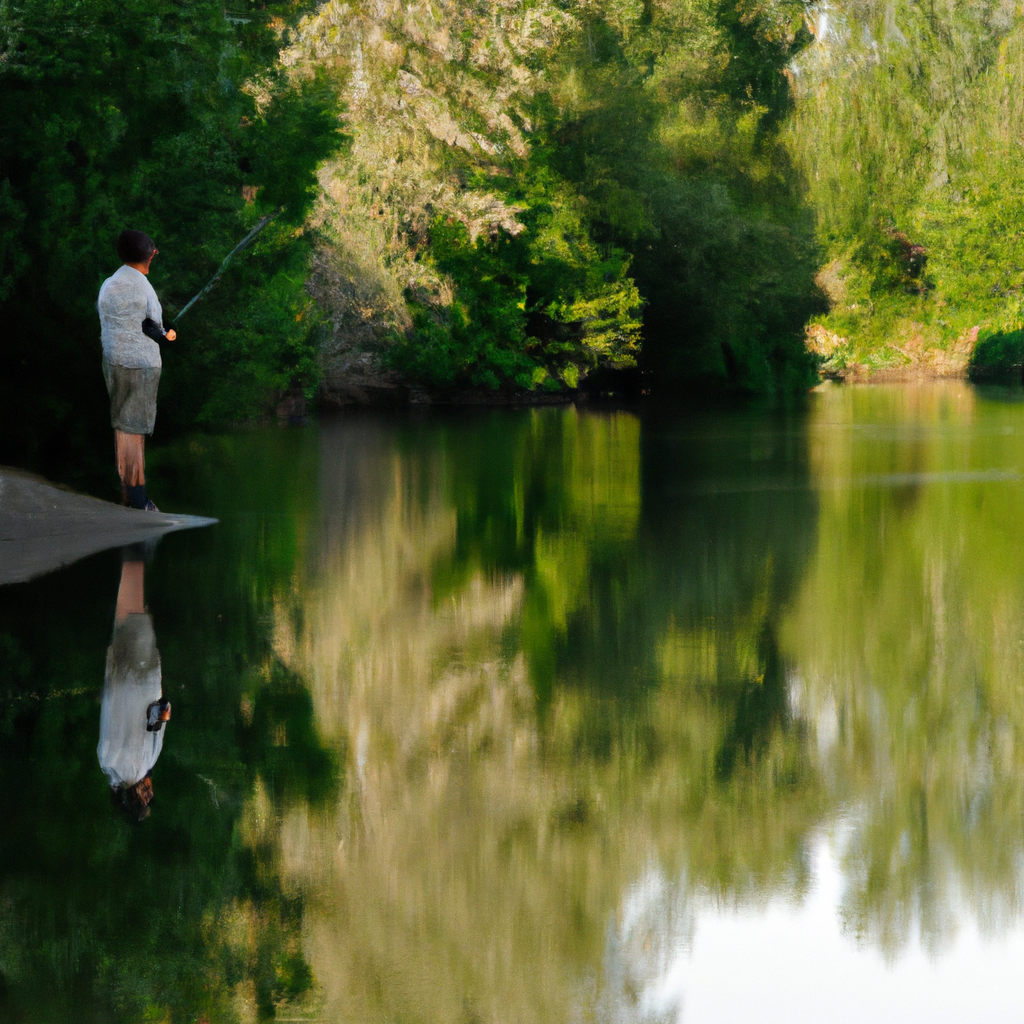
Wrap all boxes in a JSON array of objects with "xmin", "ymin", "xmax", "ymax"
[
  {"xmin": 0, "ymin": 0, "xmax": 344, "ymax": 486},
  {"xmin": 539, "ymin": 0, "xmax": 825, "ymax": 394}
]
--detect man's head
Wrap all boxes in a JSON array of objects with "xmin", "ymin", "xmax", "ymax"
[
  {"xmin": 132, "ymin": 775, "xmax": 155, "ymax": 808},
  {"xmin": 113, "ymin": 775, "xmax": 154, "ymax": 823},
  {"xmin": 116, "ymin": 230, "xmax": 157, "ymax": 269}
]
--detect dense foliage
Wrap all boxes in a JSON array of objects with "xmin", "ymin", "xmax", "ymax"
[
  {"xmin": 15, "ymin": 0, "xmax": 1024, "ymax": 440},
  {"xmin": 537, "ymin": 0, "xmax": 825, "ymax": 392},
  {"xmin": 789, "ymin": 0, "xmax": 1024, "ymax": 376},
  {"xmin": 298, "ymin": 0, "xmax": 824, "ymax": 398},
  {"xmin": 0, "ymin": 0, "xmax": 343, "ymax": 477}
]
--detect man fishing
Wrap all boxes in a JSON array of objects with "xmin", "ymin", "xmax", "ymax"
[{"xmin": 97, "ymin": 230, "xmax": 176, "ymax": 511}]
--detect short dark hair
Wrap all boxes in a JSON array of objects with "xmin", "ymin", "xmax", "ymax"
[
  {"xmin": 111, "ymin": 776, "xmax": 154, "ymax": 823},
  {"xmin": 116, "ymin": 229, "xmax": 156, "ymax": 264}
]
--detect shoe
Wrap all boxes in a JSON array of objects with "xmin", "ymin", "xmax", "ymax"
[{"xmin": 143, "ymin": 499, "xmax": 160, "ymax": 512}]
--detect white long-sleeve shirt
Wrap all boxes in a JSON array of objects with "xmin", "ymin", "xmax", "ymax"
[
  {"xmin": 97, "ymin": 265, "xmax": 163, "ymax": 368},
  {"xmin": 97, "ymin": 613, "xmax": 165, "ymax": 789}
]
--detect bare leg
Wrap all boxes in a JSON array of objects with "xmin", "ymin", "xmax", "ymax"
[
  {"xmin": 114, "ymin": 430, "xmax": 146, "ymax": 489},
  {"xmin": 115, "ymin": 559, "xmax": 145, "ymax": 622}
]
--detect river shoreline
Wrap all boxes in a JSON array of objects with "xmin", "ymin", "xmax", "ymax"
[
  {"xmin": 314, "ymin": 369, "xmax": 1024, "ymax": 412},
  {"xmin": 821, "ymin": 366, "xmax": 1023, "ymax": 385}
]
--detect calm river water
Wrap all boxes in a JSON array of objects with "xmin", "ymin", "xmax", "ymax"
[{"xmin": 3, "ymin": 381, "xmax": 1024, "ymax": 1022}]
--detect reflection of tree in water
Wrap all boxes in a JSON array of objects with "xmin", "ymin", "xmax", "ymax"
[
  {"xmin": 431, "ymin": 406, "xmax": 818, "ymax": 694},
  {"xmin": 270, "ymin": 406, "xmax": 825, "ymax": 1022},
  {"xmin": 12, "ymin": 392, "xmax": 1015, "ymax": 1019},
  {"xmin": 785, "ymin": 384, "xmax": 1024, "ymax": 957},
  {"xmin": 713, "ymin": 626, "xmax": 790, "ymax": 783},
  {"xmin": 0, "ymin": 428, "xmax": 338, "ymax": 1023},
  {"xmin": 262, "ymin": 397, "xmax": 1024, "ymax": 1010}
]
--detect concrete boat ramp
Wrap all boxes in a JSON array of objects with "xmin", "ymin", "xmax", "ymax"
[{"xmin": 0, "ymin": 467, "xmax": 216, "ymax": 585}]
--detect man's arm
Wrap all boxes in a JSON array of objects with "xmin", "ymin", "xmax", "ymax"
[
  {"xmin": 141, "ymin": 318, "xmax": 177, "ymax": 343},
  {"xmin": 143, "ymin": 279, "xmax": 176, "ymax": 342},
  {"xmin": 141, "ymin": 318, "xmax": 167, "ymax": 343}
]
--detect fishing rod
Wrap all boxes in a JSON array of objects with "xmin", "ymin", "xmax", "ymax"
[{"xmin": 171, "ymin": 210, "xmax": 280, "ymax": 324}]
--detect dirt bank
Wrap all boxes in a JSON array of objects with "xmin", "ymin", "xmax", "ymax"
[{"xmin": 0, "ymin": 468, "xmax": 216, "ymax": 585}]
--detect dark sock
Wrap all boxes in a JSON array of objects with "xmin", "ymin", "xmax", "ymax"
[{"xmin": 126, "ymin": 484, "xmax": 148, "ymax": 509}]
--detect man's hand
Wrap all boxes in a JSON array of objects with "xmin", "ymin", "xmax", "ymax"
[{"xmin": 166, "ymin": 329, "xmax": 177, "ymax": 341}]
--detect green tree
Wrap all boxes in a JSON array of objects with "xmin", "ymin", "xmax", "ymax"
[
  {"xmin": 0, "ymin": 0, "xmax": 344, "ymax": 482},
  {"xmin": 788, "ymin": 0, "xmax": 1024, "ymax": 374},
  {"xmin": 295, "ymin": 0, "xmax": 823, "ymax": 399}
]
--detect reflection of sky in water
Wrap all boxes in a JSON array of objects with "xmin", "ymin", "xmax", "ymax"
[{"xmin": 612, "ymin": 829, "xmax": 1024, "ymax": 1023}]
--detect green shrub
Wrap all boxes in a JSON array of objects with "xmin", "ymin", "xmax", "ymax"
[{"xmin": 969, "ymin": 330, "xmax": 1024, "ymax": 380}]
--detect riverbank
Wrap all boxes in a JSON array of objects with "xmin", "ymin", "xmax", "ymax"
[
  {"xmin": 313, "ymin": 347, "xmax": 1015, "ymax": 408},
  {"xmin": 0, "ymin": 468, "xmax": 215, "ymax": 585},
  {"xmin": 806, "ymin": 322, "xmax": 979, "ymax": 382},
  {"xmin": 804, "ymin": 318, "xmax": 1024, "ymax": 385},
  {"xmin": 316, "ymin": 358, "xmax": 645, "ymax": 408}
]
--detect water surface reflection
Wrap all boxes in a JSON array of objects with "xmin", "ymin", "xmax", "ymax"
[
  {"xmin": 0, "ymin": 429, "xmax": 333, "ymax": 1022},
  {"xmin": 4, "ymin": 386, "xmax": 1024, "ymax": 1021},
  {"xmin": 269, "ymin": 406, "xmax": 816, "ymax": 1021},
  {"xmin": 276, "ymin": 391, "xmax": 1024, "ymax": 1021}
]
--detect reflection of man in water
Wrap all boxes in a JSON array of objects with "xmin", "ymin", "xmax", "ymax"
[{"xmin": 97, "ymin": 552, "xmax": 171, "ymax": 820}]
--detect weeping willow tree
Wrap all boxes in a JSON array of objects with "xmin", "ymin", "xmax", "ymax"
[{"xmin": 789, "ymin": 0, "xmax": 1024, "ymax": 376}]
